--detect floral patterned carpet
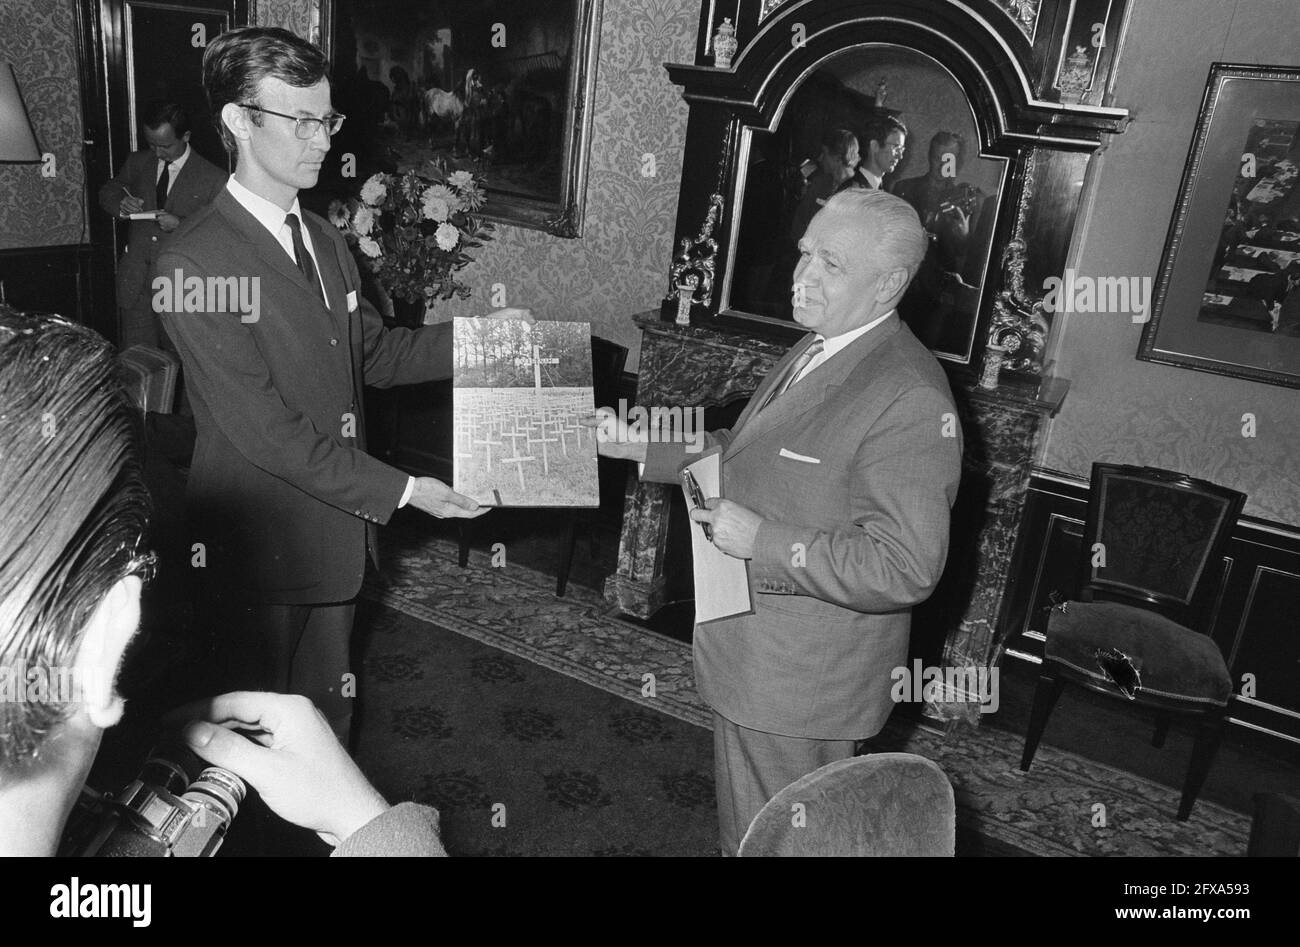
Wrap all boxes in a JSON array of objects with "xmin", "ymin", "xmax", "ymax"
[
  {"xmin": 360, "ymin": 529, "xmax": 1252, "ymax": 857},
  {"xmin": 353, "ymin": 599, "xmax": 719, "ymax": 856}
]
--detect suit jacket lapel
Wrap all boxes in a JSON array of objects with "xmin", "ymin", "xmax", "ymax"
[
  {"xmin": 305, "ymin": 213, "xmax": 350, "ymax": 336},
  {"xmin": 723, "ymin": 333, "xmax": 816, "ymax": 459},
  {"xmin": 724, "ymin": 315, "xmax": 902, "ymax": 462},
  {"xmin": 213, "ymin": 190, "xmax": 332, "ymax": 319},
  {"xmin": 164, "ymin": 158, "xmax": 199, "ymax": 212}
]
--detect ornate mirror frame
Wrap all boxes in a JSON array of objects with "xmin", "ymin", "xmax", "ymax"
[{"xmin": 661, "ymin": 0, "xmax": 1132, "ymax": 386}]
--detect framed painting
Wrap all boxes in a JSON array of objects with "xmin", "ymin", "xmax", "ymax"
[
  {"xmin": 1140, "ymin": 63, "xmax": 1300, "ymax": 389},
  {"xmin": 321, "ymin": 0, "xmax": 602, "ymax": 236}
]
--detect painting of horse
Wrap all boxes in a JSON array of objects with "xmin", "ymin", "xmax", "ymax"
[{"xmin": 325, "ymin": 0, "xmax": 602, "ymax": 235}]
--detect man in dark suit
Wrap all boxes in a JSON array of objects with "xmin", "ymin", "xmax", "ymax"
[
  {"xmin": 158, "ymin": 27, "xmax": 522, "ymax": 744},
  {"xmin": 789, "ymin": 127, "xmax": 860, "ymax": 247},
  {"xmin": 838, "ymin": 113, "xmax": 908, "ymax": 193},
  {"xmin": 596, "ymin": 189, "xmax": 962, "ymax": 854},
  {"xmin": 97, "ymin": 102, "xmax": 227, "ymax": 355}
]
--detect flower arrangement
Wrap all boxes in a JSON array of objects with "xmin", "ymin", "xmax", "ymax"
[{"xmin": 330, "ymin": 160, "xmax": 493, "ymax": 305}]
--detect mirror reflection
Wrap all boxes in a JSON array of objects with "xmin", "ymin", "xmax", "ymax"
[{"xmin": 728, "ymin": 46, "xmax": 1006, "ymax": 362}]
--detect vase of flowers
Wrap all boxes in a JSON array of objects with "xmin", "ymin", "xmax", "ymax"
[{"xmin": 330, "ymin": 159, "xmax": 494, "ymax": 327}]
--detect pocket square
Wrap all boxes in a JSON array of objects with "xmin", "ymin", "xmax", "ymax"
[
  {"xmin": 778, "ymin": 448, "xmax": 821, "ymax": 464},
  {"xmin": 346, "ymin": 290, "xmax": 358, "ymax": 311}
]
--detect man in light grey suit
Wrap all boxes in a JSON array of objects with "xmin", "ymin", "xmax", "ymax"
[{"xmin": 596, "ymin": 189, "xmax": 962, "ymax": 854}]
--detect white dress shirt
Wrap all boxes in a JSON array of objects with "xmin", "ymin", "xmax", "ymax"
[
  {"xmin": 791, "ymin": 308, "xmax": 895, "ymax": 387},
  {"xmin": 225, "ymin": 177, "xmax": 329, "ymax": 306}
]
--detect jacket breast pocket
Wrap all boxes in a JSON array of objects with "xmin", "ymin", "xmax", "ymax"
[
  {"xmin": 755, "ymin": 449, "xmax": 853, "ymax": 526},
  {"xmin": 767, "ymin": 448, "xmax": 848, "ymax": 489}
]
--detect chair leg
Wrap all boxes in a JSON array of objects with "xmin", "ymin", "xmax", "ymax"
[
  {"xmin": 1020, "ymin": 667, "xmax": 1065, "ymax": 771},
  {"xmin": 556, "ymin": 518, "xmax": 577, "ymax": 597},
  {"xmin": 457, "ymin": 520, "xmax": 470, "ymax": 568},
  {"xmin": 1152, "ymin": 714, "xmax": 1171, "ymax": 749},
  {"xmin": 1178, "ymin": 710, "xmax": 1226, "ymax": 821}
]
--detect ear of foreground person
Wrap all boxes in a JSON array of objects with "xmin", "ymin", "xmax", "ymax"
[{"xmin": 0, "ymin": 309, "xmax": 444, "ymax": 857}]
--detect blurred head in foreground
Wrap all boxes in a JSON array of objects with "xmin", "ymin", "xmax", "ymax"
[{"xmin": 0, "ymin": 310, "xmax": 152, "ymax": 853}]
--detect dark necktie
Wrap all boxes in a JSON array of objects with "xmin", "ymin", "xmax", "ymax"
[
  {"xmin": 761, "ymin": 338, "xmax": 824, "ymax": 410},
  {"xmin": 285, "ymin": 212, "xmax": 326, "ymax": 304},
  {"xmin": 155, "ymin": 162, "xmax": 171, "ymax": 210}
]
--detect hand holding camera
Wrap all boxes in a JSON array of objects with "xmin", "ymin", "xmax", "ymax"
[{"xmin": 174, "ymin": 691, "xmax": 390, "ymax": 847}]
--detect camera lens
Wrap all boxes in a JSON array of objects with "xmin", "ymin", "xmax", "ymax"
[
  {"xmin": 171, "ymin": 767, "xmax": 247, "ymax": 857},
  {"xmin": 182, "ymin": 767, "xmax": 246, "ymax": 823}
]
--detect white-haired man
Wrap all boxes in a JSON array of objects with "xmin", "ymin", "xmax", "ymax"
[{"xmin": 596, "ymin": 188, "xmax": 963, "ymax": 854}]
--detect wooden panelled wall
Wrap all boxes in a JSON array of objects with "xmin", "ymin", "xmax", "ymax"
[{"xmin": 1002, "ymin": 472, "xmax": 1300, "ymax": 748}]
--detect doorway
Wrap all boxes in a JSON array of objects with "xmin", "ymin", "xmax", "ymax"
[{"xmin": 81, "ymin": 0, "xmax": 248, "ymax": 344}]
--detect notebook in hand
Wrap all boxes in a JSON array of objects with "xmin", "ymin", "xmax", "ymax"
[{"xmin": 680, "ymin": 449, "xmax": 753, "ymax": 623}]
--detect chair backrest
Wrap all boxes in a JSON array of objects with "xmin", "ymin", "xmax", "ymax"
[
  {"xmin": 738, "ymin": 753, "xmax": 955, "ymax": 857},
  {"xmin": 117, "ymin": 344, "xmax": 179, "ymax": 415},
  {"xmin": 589, "ymin": 335, "xmax": 630, "ymax": 516},
  {"xmin": 590, "ymin": 335, "xmax": 628, "ymax": 410},
  {"xmin": 1079, "ymin": 463, "xmax": 1245, "ymax": 631}
]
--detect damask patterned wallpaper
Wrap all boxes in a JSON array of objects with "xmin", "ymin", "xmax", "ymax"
[
  {"xmin": 259, "ymin": 0, "xmax": 696, "ymax": 366},
  {"xmin": 252, "ymin": 0, "xmax": 313, "ymax": 38},
  {"xmin": 426, "ymin": 0, "xmax": 695, "ymax": 366},
  {"xmin": 0, "ymin": 0, "xmax": 87, "ymax": 249},
  {"xmin": 1042, "ymin": 0, "xmax": 1300, "ymax": 527}
]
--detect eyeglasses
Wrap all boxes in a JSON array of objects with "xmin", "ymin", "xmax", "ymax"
[{"xmin": 239, "ymin": 104, "xmax": 346, "ymax": 139}]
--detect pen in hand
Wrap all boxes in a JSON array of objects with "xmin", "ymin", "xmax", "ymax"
[
  {"xmin": 119, "ymin": 186, "xmax": 145, "ymax": 217},
  {"xmin": 684, "ymin": 470, "xmax": 713, "ymax": 541}
]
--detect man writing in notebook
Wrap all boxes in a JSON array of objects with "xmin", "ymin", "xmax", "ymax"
[
  {"xmin": 158, "ymin": 27, "xmax": 526, "ymax": 747},
  {"xmin": 594, "ymin": 188, "xmax": 962, "ymax": 854},
  {"xmin": 98, "ymin": 101, "xmax": 227, "ymax": 355}
]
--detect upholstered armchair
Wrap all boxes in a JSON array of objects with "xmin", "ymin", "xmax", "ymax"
[
  {"xmin": 738, "ymin": 753, "xmax": 955, "ymax": 856},
  {"xmin": 1019, "ymin": 463, "xmax": 1246, "ymax": 820}
]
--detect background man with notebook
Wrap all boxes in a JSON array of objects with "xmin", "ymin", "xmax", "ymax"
[
  {"xmin": 98, "ymin": 101, "xmax": 227, "ymax": 357},
  {"xmin": 594, "ymin": 188, "xmax": 963, "ymax": 855}
]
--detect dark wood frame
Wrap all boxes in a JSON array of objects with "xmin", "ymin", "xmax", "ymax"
[
  {"xmin": 322, "ymin": 0, "xmax": 604, "ymax": 238},
  {"xmin": 662, "ymin": 0, "xmax": 1132, "ymax": 385},
  {"xmin": 1138, "ymin": 62, "xmax": 1300, "ymax": 390}
]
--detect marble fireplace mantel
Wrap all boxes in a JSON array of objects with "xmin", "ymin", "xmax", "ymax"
[{"xmin": 603, "ymin": 312, "xmax": 1069, "ymax": 727}]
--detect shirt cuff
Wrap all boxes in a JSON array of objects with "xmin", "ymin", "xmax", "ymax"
[{"xmin": 398, "ymin": 476, "xmax": 415, "ymax": 508}]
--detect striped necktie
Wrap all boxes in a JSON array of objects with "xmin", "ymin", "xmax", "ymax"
[{"xmin": 761, "ymin": 338, "xmax": 824, "ymax": 410}]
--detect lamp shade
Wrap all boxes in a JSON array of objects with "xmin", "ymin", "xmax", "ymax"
[{"xmin": 0, "ymin": 63, "xmax": 42, "ymax": 163}]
